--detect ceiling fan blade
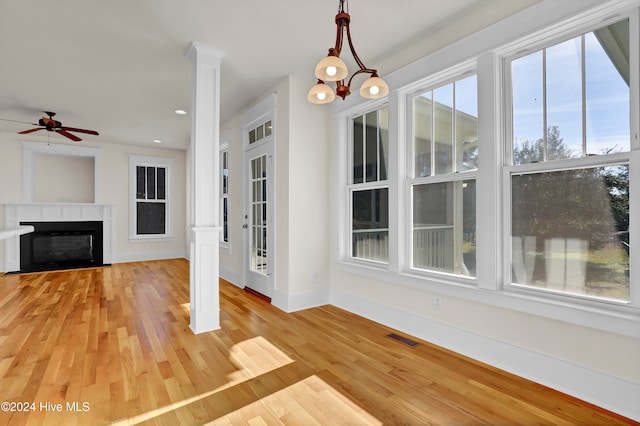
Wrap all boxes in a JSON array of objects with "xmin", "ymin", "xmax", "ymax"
[
  {"xmin": 18, "ymin": 128, "xmax": 44, "ymax": 134},
  {"xmin": 56, "ymin": 129, "xmax": 82, "ymax": 142},
  {"xmin": 60, "ymin": 127, "xmax": 99, "ymax": 135},
  {"xmin": 0, "ymin": 118, "xmax": 39, "ymax": 126}
]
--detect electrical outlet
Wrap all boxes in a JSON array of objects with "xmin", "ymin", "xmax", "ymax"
[
  {"xmin": 311, "ymin": 271, "xmax": 318, "ymax": 284},
  {"xmin": 434, "ymin": 296, "xmax": 442, "ymax": 310}
]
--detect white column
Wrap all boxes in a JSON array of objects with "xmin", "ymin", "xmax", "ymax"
[{"xmin": 186, "ymin": 42, "xmax": 223, "ymax": 333}]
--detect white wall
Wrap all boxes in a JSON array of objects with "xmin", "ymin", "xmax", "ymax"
[
  {"xmin": 219, "ymin": 76, "xmax": 332, "ymax": 311},
  {"xmin": 0, "ymin": 131, "xmax": 187, "ymax": 269}
]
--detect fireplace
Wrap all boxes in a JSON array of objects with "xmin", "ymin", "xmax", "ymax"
[{"xmin": 19, "ymin": 221, "xmax": 104, "ymax": 272}]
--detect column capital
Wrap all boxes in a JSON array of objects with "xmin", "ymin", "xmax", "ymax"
[{"xmin": 186, "ymin": 42, "xmax": 224, "ymax": 64}]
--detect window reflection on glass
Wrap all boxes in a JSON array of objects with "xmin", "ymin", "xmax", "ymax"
[
  {"xmin": 413, "ymin": 75, "xmax": 478, "ymax": 177},
  {"xmin": 250, "ymin": 155, "xmax": 268, "ymax": 274},
  {"xmin": 511, "ymin": 19, "xmax": 629, "ymax": 165},
  {"xmin": 511, "ymin": 165, "xmax": 630, "ymax": 301},
  {"xmin": 352, "ymin": 107, "xmax": 389, "ymax": 184},
  {"xmin": 352, "ymin": 188, "xmax": 389, "ymax": 262},
  {"xmin": 221, "ymin": 150, "xmax": 229, "ymax": 243},
  {"xmin": 412, "ymin": 180, "xmax": 476, "ymax": 276}
]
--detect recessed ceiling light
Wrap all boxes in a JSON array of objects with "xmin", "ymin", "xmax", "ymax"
[
  {"xmin": 153, "ymin": 139, "xmax": 162, "ymax": 144},
  {"xmin": 174, "ymin": 109, "xmax": 187, "ymax": 115}
]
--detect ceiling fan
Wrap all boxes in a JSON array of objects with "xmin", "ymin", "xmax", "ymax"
[{"xmin": 4, "ymin": 111, "xmax": 99, "ymax": 142}]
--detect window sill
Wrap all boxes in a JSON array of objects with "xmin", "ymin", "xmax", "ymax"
[
  {"xmin": 129, "ymin": 236, "xmax": 174, "ymax": 243},
  {"xmin": 335, "ymin": 259, "xmax": 640, "ymax": 339}
]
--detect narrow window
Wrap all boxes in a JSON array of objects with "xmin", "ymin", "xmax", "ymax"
[
  {"xmin": 349, "ymin": 106, "xmax": 389, "ymax": 263},
  {"xmin": 410, "ymin": 74, "xmax": 478, "ymax": 277},
  {"xmin": 129, "ymin": 156, "xmax": 173, "ymax": 239}
]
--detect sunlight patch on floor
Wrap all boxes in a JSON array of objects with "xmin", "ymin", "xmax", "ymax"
[
  {"xmin": 210, "ymin": 375, "xmax": 382, "ymax": 425},
  {"xmin": 225, "ymin": 335, "xmax": 294, "ymax": 385},
  {"xmin": 119, "ymin": 336, "xmax": 296, "ymax": 425}
]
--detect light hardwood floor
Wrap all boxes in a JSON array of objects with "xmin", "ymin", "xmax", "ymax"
[{"xmin": 0, "ymin": 259, "xmax": 637, "ymax": 425}]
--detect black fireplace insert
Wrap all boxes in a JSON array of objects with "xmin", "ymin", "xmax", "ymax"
[{"xmin": 19, "ymin": 221, "xmax": 104, "ymax": 272}]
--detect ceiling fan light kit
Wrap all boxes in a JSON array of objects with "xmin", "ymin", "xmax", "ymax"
[{"xmin": 308, "ymin": 0, "xmax": 389, "ymax": 105}]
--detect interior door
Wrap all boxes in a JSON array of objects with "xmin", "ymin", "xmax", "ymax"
[{"xmin": 243, "ymin": 142, "xmax": 273, "ymax": 297}]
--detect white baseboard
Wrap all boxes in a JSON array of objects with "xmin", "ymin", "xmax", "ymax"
[
  {"xmin": 111, "ymin": 250, "xmax": 188, "ymax": 264},
  {"xmin": 272, "ymin": 288, "xmax": 330, "ymax": 313},
  {"xmin": 220, "ymin": 267, "xmax": 242, "ymax": 288},
  {"xmin": 329, "ymin": 288, "xmax": 640, "ymax": 422}
]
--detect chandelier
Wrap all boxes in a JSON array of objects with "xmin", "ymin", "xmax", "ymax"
[{"xmin": 307, "ymin": 0, "xmax": 389, "ymax": 104}]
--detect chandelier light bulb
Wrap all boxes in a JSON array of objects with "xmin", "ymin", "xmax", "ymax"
[
  {"xmin": 360, "ymin": 75, "xmax": 389, "ymax": 99},
  {"xmin": 307, "ymin": 80, "xmax": 336, "ymax": 104},
  {"xmin": 314, "ymin": 55, "xmax": 348, "ymax": 82}
]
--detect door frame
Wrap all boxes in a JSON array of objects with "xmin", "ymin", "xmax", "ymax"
[{"xmin": 241, "ymin": 94, "xmax": 277, "ymax": 297}]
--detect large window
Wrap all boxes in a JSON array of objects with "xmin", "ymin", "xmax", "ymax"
[
  {"xmin": 410, "ymin": 75, "xmax": 477, "ymax": 277},
  {"xmin": 349, "ymin": 106, "xmax": 389, "ymax": 263},
  {"xmin": 336, "ymin": 4, "xmax": 638, "ymax": 329},
  {"xmin": 129, "ymin": 155, "xmax": 173, "ymax": 240},
  {"xmin": 507, "ymin": 19, "xmax": 630, "ymax": 301}
]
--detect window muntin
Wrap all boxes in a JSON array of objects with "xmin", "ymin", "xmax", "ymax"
[
  {"xmin": 410, "ymin": 75, "xmax": 477, "ymax": 277},
  {"xmin": 508, "ymin": 19, "xmax": 631, "ymax": 302},
  {"xmin": 511, "ymin": 19, "xmax": 630, "ymax": 165},
  {"xmin": 249, "ymin": 120, "xmax": 272, "ymax": 145},
  {"xmin": 349, "ymin": 106, "xmax": 389, "ymax": 263},
  {"xmin": 511, "ymin": 165, "xmax": 629, "ymax": 301}
]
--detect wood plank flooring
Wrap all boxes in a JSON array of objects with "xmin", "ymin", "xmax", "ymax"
[{"xmin": 0, "ymin": 259, "xmax": 637, "ymax": 425}]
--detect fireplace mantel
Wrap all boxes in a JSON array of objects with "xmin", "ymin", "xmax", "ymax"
[{"xmin": 3, "ymin": 203, "xmax": 113, "ymax": 272}]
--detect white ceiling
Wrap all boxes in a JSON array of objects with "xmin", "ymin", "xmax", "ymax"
[{"xmin": 0, "ymin": 0, "xmax": 538, "ymax": 150}]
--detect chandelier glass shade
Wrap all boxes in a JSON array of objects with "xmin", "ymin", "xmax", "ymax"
[
  {"xmin": 307, "ymin": 80, "xmax": 336, "ymax": 104},
  {"xmin": 308, "ymin": 0, "xmax": 389, "ymax": 104}
]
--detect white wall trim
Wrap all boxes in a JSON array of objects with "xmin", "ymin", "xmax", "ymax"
[
  {"xmin": 329, "ymin": 287, "xmax": 640, "ymax": 422},
  {"xmin": 220, "ymin": 266, "xmax": 242, "ymax": 288},
  {"xmin": 272, "ymin": 288, "xmax": 330, "ymax": 313},
  {"xmin": 112, "ymin": 251, "xmax": 187, "ymax": 264}
]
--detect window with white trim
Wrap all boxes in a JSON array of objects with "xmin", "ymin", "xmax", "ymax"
[
  {"xmin": 129, "ymin": 155, "xmax": 173, "ymax": 240},
  {"xmin": 409, "ymin": 74, "xmax": 478, "ymax": 277},
  {"xmin": 349, "ymin": 106, "xmax": 389, "ymax": 263},
  {"xmin": 336, "ymin": 3, "xmax": 638, "ymax": 330},
  {"xmin": 220, "ymin": 147, "xmax": 230, "ymax": 245},
  {"xmin": 506, "ymin": 18, "xmax": 630, "ymax": 302}
]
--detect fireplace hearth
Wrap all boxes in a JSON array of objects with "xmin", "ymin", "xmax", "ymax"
[{"xmin": 19, "ymin": 221, "xmax": 104, "ymax": 272}]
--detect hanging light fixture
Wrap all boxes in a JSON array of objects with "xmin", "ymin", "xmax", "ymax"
[{"xmin": 307, "ymin": 0, "xmax": 389, "ymax": 104}]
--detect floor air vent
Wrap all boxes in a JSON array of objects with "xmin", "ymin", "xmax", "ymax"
[{"xmin": 386, "ymin": 333, "xmax": 420, "ymax": 348}]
